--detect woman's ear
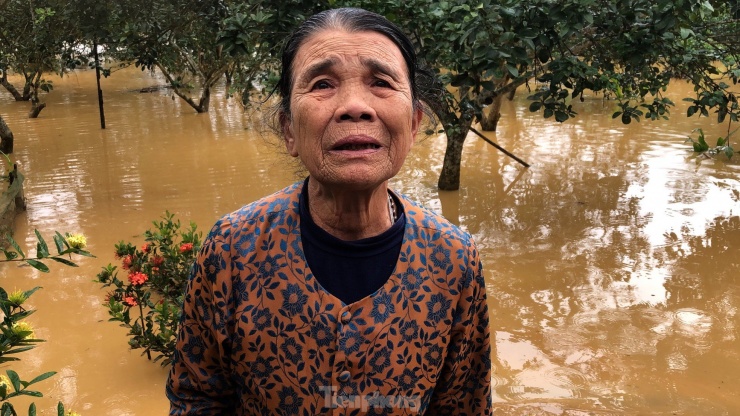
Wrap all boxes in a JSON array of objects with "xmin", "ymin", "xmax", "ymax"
[
  {"xmin": 280, "ymin": 111, "xmax": 299, "ymax": 157},
  {"xmin": 410, "ymin": 106, "xmax": 423, "ymax": 143}
]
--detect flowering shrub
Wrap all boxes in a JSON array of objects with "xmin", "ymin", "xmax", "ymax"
[
  {"xmin": 0, "ymin": 231, "xmax": 91, "ymax": 416},
  {"xmin": 95, "ymin": 212, "xmax": 201, "ymax": 366}
]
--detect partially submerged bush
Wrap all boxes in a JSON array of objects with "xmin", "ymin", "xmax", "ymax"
[{"xmin": 96, "ymin": 212, "xmax": 201, "ymax": 366}]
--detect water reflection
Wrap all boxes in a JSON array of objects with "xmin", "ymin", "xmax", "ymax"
[
  {"xmin": 475, "ymin": 91, "xmax": 740, "ymax": 413},
  {"xmin": 0, "ymin": 68, "xmax": 738, "ymax": 414}
]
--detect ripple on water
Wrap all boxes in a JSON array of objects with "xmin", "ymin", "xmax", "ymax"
[
  {"xmin": 497, "ymin": 382, "xmax": 550, "ymax": 402},
  {"xmin": 496, "ymin": 366, "xmax": 588, "ymax": 403},
  {"xmin": 543, "ymin": 327, "xmax": 589, "ymax": 352},
  {"xmin": 672, "ymin": 308, "xmax": 713, "ymax": 353},
  {"xmin": 569, "ymin": 311, "xmax": 602, "ymax": 330},
  {"xmin": 665, "ymin": 351, "xmax": 689, "ymax": 372},
  {"xmin": 490, "ymin": 363, "xmax": 508, "ymax": 396},
  {"xmin": 543, "ymin": 367, "xmax": 589, "ymax": 398}
]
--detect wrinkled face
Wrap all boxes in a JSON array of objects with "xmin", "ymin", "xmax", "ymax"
[{"xmin": 282, "ymin": 29, "xmax": 422, "ymax": 191}]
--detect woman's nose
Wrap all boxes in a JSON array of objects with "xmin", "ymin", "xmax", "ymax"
[
  {"xmin": 339, "ymin": 112, "xmax": 373, "ymax": 121},
  {"xmin": 335, "ymin": 86, "xmax": 377, "ymax": 122}
]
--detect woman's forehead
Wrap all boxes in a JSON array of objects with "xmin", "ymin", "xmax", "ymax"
[{"xmin": 292, "ymin": 29, "xmax": 407, "ymax": 77}]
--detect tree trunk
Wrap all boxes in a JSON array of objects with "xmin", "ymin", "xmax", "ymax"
[
  {"xmin": 28, "ymin": 101, "xmax": 46, "ymax": 118},
  {"xmin": 22, "ymin": 78, "xmax": 32, "ymax": 99},
  {"xmin": 1, "ymin": 72, "xmax": 26, "ymax": 102},
  {"xmin": 28, "ymin": 85, "xmax": 45, "ymax": 118},
  {"xmin": 94, "ymin": 40, "xmax": 106, "ymax": 129},
  {"xmin": 438, "ymin": 127, "xmax": 468, "ymax": 190},
  {"xmin": 156, "ymin": 64, "xmax": 214, "ymax": 113},
  {"xmin": 437, "ymin": 109, "xmax": 473, "ymax": 191},
  {"xmin": 480, "ymin": 93, "xmax": 505, "ymax": 131},
  {"xmin": 197, "ymin": 87, "xmax": 210, "ymax": 113},
  {"xmin": 480, "ymin": 72, "xmax": 515, "ymax": 132},
  {"xmin": 27, "ymin": 72, "xmax": 46, "ymax": 118},
  {"xmin": 428, "ymin": 89, "xmax": 476, "ymax": 191},
  {"xmin": 0, "ymin": 115, "xmax": 13, "ymax": 154},
  {"xmin": 196, "ymin": 69, "xmax": 227, "ymax": 113}
]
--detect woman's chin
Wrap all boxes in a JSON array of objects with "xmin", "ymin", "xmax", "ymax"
[{"xmin": 311, "ymin": 168, "xmax": 395, "ymax": 191}]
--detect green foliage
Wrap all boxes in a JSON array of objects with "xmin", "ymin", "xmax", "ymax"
[
  {"xmin": 95, "ymin": 212, "xmax": 201, "ymax": 365},
  {"xmin": 684, "ymin": 84, "xmax": 740, "ymax": 124},
  {"xmin": 2, "ymin": 232, "xmax": 93, "ymax": 272},
  {"xmin": 0, "ymin": 151, "xmax": 14, "ymax": 185},
  {"xmin": 0, "ymin": 0, "xmax": 76, "ymax": 111},
  {"xmin": 215, "ymin": 0, "xmax": 330, "ymax": 105},
  {"xmin": 686, "ymin": 128, "xmax": 736, "ymax": 159},
  {"xmin": 340, "ymin": 0, "xmax": 740, "ymax": 188},
  {"xmin": 110, "ymin": 0, "xmax": 253, "ymax": 112},
  {"xmin": 4, "ymin": 0, "xmax": 739, "ymax": 183},
  {"xmin": 0, "ymin": 231, "xmax": 90, "ymax": 415}
]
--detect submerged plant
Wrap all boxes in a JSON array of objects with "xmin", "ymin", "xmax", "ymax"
[
  {"xmin": 96, "ymin": 211, "xmax": 201, "ymax": 366},
  {"xmin": 686, "ymin": 127, "xmax": 737, "ymax": 160}
]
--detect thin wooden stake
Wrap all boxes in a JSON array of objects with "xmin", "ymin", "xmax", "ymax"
[
  {"xmin": 469, "ymin": 126, "xmax": 530, "ymax": 168},
  {"xmin": 94, "ymin": 40, "xmax": 106, "ymax": 129}
]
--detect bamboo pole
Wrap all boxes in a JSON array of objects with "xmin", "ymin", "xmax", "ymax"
[{"xmin": 469, "ymin": 126, "xmax": 530, "ymax": 168}]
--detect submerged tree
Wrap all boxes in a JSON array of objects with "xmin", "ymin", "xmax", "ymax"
[
  {"xmin": 0, "ymin": 0, "xmax": 74, "ymax": 118},
  {"xmin": 116, "ymin": 0, "xmax": 240, "ymax": 113},
  {"xmin": 217, "ymin": 0, "xmax": 329, "ymax": 107},
  {"xmin": 345, "ymin": 0, "xmax": 740, "ymax": 189},
  {"xmin": 0, "ymin": 115, "xmax": 12, "ymax": 155},
  {"xmin": 63, "ymin": 0, "xmax": 121, "ymax": 129},
  {"xmin": 4, "ymin": 0, "xmax": 736, "ymax": 187}
]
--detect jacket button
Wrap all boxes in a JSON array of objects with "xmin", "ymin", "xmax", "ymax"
[
  {"xmin": 341, "ymin": 311, "xmax": 351, "ymax": 324},
  {"xmin": 338, "ymin": 370, "xmax": 351, "ymax": 382}
]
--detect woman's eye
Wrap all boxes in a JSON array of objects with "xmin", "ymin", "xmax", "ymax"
[
  {"xmin": 312, "ymin": 80, "xmax": 332, "ymax": 90},
  {"xmin": 373, "ymin": 79, "xmax": 391, "ymax": 88}
]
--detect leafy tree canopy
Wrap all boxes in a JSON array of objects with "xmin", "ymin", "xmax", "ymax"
[
  {"xmin": 334, "ymin": 0, "xmax": 740, "ymax": 188},
  {"xmin": 1, "ymin": 0, "xmax": 738, "ymax": 187}
]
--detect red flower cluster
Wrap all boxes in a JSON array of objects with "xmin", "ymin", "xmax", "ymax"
[
  {"xmin": 151, "ymin": 255, "xmax": 164, "ymax": 267},
  {"xmin": 123, "ymin": 296, "xmax": 138, "ymax": 307},
  {"xmin": 179, "ymin": 243, "xmax": 194, "ymax": 254},
  {"xmin": 128, "ymin": 271, "xmax": 148, "ymax": 286},
  {"xmin": 142, "ymin": 243, "xmax": 151, "ymax": 254},
  {"xmin": 122, "ymin": 255, "xmax": 133, "ymax": 270}
]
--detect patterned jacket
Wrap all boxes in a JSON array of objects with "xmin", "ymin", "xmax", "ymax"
[{"xmin": 167, "ymin": 182, "xmax": 492, "ymax": 415}]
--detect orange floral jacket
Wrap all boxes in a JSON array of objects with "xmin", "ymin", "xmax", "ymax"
[{"xmin": 167, "ymin": 182, "xmax": 492, "ymax": 415}]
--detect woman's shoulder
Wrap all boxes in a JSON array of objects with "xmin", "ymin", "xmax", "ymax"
[
  {"xmin": 397, "ymin": 193, "xmax": 474, "ymax": 247},
  {"xmin": 209, "ymin": 182, "xmax": 303, "ymax": 236}
]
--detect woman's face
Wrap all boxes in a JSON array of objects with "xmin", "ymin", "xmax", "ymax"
[{"xmin": 282, "ymin": 29, "xmax": 422, "ymax": 191}]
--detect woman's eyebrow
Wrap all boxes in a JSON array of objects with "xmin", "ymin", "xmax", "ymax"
[
  {"xmin": 362, "ymin": 58, "xmax": 402, "ymax": 82},
  {"xmin": 298, "ymin": 58, "xmax": 337, "ymax": 85}
]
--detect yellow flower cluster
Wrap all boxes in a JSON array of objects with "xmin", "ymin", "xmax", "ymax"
[
  {"xmin": 7, "ymin": 289, "xmax": 27, "ymax": 306},
  {"xmin": 67, "ymin": 233, "xmax": 87, "ymax": 249},
  {"xmin": 12, "ymin": 321, "xmax": 35, "ymax": 339},
  {"xmin": 0, "ymin": 374, "xmax": 11, "ymax": 390},
  {"xmin": 67, "ymin": 411, "xmax": 82, "ymax": 416}
]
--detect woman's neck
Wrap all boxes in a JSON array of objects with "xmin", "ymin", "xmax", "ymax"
[{"xmin": 307, "ymin": 178, "xmax": 393, "ymax": 241}]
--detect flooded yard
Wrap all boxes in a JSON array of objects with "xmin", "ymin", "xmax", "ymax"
[{"xmin": 0, "ymin": 67, "xmax": 738, "ymax": 415}]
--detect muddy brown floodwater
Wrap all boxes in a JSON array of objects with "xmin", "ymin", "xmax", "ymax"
[{"xmin": 0, "ymin": 67, "xmax": 738, "ymax": 415}]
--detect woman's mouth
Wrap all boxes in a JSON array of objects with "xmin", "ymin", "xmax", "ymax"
[{"xmin": 333, "ymin": 143, "xmax": 381, "ymax": 151}]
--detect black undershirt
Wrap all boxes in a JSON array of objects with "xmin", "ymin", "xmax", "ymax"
[{"xmin": 298, "ymin": 180, "xmax": 405, "ymax": 305}]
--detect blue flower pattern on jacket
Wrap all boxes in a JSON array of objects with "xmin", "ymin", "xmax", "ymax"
[{"xmin": 167, "ymin": 182, "xmax": 492, "ymax": 415}]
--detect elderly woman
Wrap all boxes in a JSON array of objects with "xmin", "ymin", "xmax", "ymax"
[{"xmin": 167, "ymin": 7, "xmax": 491, "ymax": 415}]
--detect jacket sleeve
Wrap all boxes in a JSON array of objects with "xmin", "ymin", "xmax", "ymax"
[
  {"xmin": 166, "ymin": 221, "xmax": 237, "ymax": 414},
  {"xmin": 428, "ymin": 239, "xmax": 493, "ymax": 415}
]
